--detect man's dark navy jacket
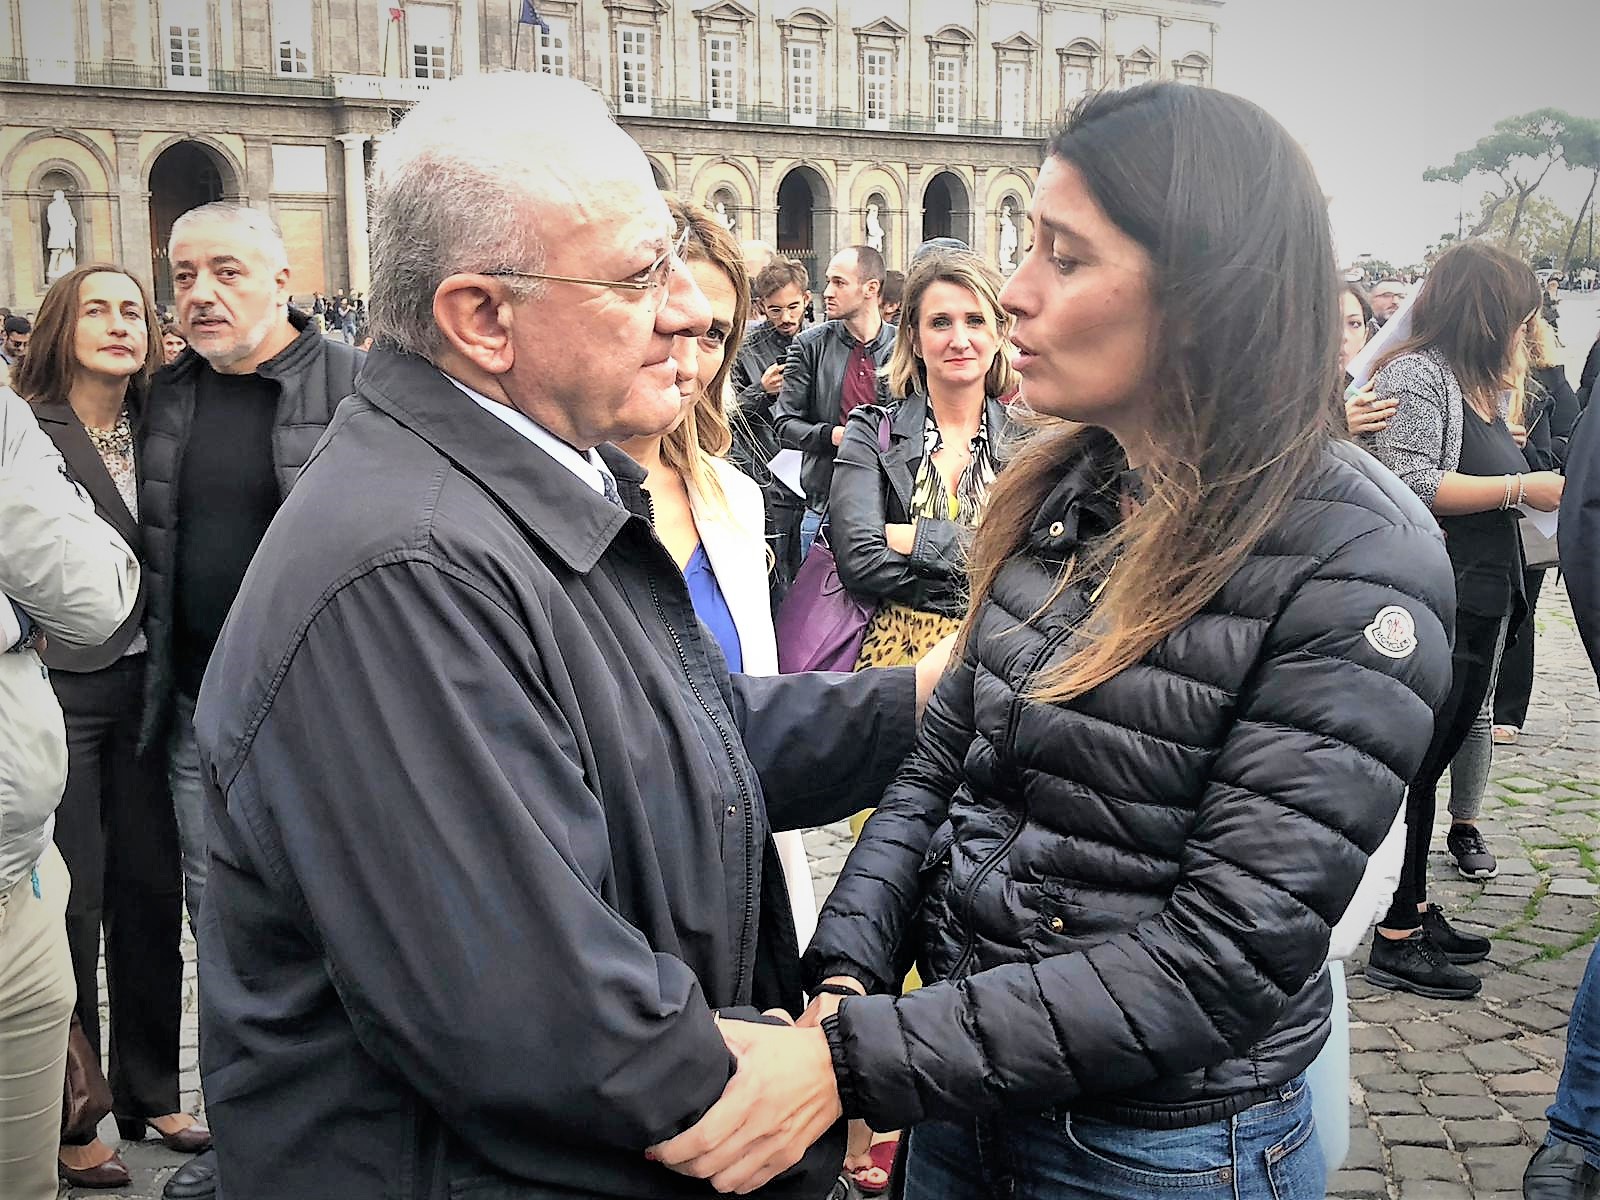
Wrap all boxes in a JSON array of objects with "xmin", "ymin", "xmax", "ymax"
[{"xmin": 192, "ymin": 348, "xmax": 916, "ymax": 1198}]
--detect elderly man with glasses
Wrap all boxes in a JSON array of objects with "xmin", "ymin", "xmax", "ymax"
[{"xmin": 184, "ymin": 72, "xmax": 950, "ymax": 1200}]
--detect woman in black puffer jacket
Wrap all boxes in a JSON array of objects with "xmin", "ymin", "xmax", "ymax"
[{"xmin": 793, "ymin": 85, "xmax": 1458, "ymax": 1198}]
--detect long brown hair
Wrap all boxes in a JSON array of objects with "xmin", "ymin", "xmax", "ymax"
[
  {"xmin": 884, "ymin": 248, "xmax": 1018, "ymax": 401},
  {"xmin": 1371, "ymin": 241, "xmax": 1539, "ymax": 418},
  {"xmin": 965, "ymin": 83, "xmax": 1340, "ymax": 704},
  {"xmin": 14, "ymin": 263, "xmax": 161, "ymax": 406},
  {"xmin": 658, "ymin": 194, "xmax": 750, "ymax": 511}
]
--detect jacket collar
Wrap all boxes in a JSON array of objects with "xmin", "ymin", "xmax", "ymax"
[
  {"xmin": 828, "ymin": 317, "xmax": 892, "ymax": 354},
  {"xmin": 356, "ymin": 348, "xmax": 636, "ymax": 574},
  {"xmin": 31, "ymin": 396, "xmax": 141, "ymax": 541},
  {"xmin": 1028, "ymin": 428, "xmax": 1126, "ymax": 562},
  {"xmin": 155, "ymin": 308, "xmax": 321, "ymax": 388}
]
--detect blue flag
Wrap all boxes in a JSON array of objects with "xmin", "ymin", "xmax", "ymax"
[{"xmin": 519, "ymin": 0, "xmax": 551, "ymax": 33}]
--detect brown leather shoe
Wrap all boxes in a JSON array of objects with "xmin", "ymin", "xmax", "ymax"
[
  {"xmin": 58, "ymin": 1150, "xmax": 132, "ymax": 1189},
  {"xmin": 117, "ymin": 1114, "xmax": 214, "ymax": 1154}
]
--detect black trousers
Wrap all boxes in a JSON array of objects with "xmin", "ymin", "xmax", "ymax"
[
  {"xmin": 1493, "ymin": 568, "xmax": 1546, "ymax": 729},
  {"xmin": 1382, "ymin": 609, "xmax": 1505, "ymax": 931},
  {"xmin": 50, "ymin": 655, "xmax": 183, "ymax": 1129}
]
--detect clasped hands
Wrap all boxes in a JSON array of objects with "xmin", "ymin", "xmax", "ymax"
[{"xmin": 646, "ymin": 977, "xmax": 866, "ymax": 1195}]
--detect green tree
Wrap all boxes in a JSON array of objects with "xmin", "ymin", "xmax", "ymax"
[
  {"xmin": 1558, "ymin": 116, "xmax": 1600, "ymax": 274},
  {"xmin": 1425, "ymin": 108, "xmax": 1573, "ymax": 245},
  {"xmin": 1461, "ymin": 195, "xmax": 1574, "ymax": 265}
]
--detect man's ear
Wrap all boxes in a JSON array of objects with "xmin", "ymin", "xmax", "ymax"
[{"xmin": 433, "ymin": 275, "xmax": 517, "ymax": 374}]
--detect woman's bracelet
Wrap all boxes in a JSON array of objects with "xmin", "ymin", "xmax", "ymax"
[
  {"xmin": 1515, "ymin": 474, "xmax": 1527, "ymax": 508},
  {"xmin": 1499, "ymin": 474, "xmax": 1514, "ymax": 511}
]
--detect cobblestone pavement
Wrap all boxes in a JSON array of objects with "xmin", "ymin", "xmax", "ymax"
[{"xmin": 69, "ymin": 299, "xmax": 1600, "ymax": 1199}]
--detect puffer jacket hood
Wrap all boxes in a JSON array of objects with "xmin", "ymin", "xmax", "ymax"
[{"xmin": 806, "ymin": 429, "xmax": 1457, "ymax": 1131}]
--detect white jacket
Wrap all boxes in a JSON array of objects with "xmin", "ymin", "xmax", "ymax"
[
  {"xmin": 691, "ymin": 456, "xmax": 819, "ymax": 947},
  {"xmin": 0, "ymin": 386, "xmax": 139, "ymax": 892}
]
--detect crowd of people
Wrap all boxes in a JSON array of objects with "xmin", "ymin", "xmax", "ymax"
[{"xmin": 1, "ymin": 69, "xmax": 1599, "ymax": 1200}]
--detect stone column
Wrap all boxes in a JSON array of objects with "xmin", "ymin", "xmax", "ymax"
[
  {"xmin": 112, "ymin": 130, "xmax": 150, "ymax": 277},
  {"xmin": 337, "ymin": 133, "xmax": 371, "ymax": 294}
]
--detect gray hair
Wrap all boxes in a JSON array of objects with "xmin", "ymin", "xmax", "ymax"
[
  {"xmin": 367, "ymin": 71, "xmax": 620, "ymax": 360},
  {"xmin": 169, "ymin": 202, "xmax": 290, "ymax": 271}
]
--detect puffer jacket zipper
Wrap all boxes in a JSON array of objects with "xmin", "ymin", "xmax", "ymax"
[
  {"xmin": 947, "ymin": 564, "xmax": 1112, "ymax": 980},
  {"xmin": 947, "ymin": 618, "xmax": 1077, "ymax": 980}
]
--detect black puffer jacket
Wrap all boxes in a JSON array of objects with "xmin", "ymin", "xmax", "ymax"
[
  {"xmin": 805, "ymin": 430, "xmax": 1456, "ymax": 1132},
  {"xmin": 136, "ymin": 312, "xmax": 362, "ymax": 749}
]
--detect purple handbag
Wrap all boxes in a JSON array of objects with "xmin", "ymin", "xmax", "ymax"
[{"xmin": 773, "ymin": 415, "xmax": 891, "ymax": 673}]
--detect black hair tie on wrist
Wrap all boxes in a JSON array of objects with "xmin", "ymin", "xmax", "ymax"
[{"xmin": 812, "ymin": 983, "xmax": 863, "ymax": 998}]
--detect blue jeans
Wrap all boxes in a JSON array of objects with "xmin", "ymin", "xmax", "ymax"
[
  {"xmin": 799, "ymin": 508, "xmax": 825, "ymax": 562},
  {"xmin": 904, "ymin": 1076, "xmax": 1324, "ymax": 1199},
  {"xmin": 1547, "ymin": 941, "xmax": 1600, "ymax": 1168},
  {"xmin": 168, "ymin": 692, "xmax": 208, "ymax": 932}
]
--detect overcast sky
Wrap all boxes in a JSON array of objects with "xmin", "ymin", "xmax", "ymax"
[{"xmin": 1217, "ymin": 0, "xmax": 1600, "ymax": 266}]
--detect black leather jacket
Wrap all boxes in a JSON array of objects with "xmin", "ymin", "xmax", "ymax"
[
  {"xmin": 829, "ymin": 394, "xmax": 1013, "ymax": 618},
  {"xmin": 773, "ymin": 319, "xmax": 896, "ymax": 511},
  {"xmin": 136, "ymin": 311, "xmax": 362, "ymax": 750},
  {"xmin": 806, "ymin": 431, "xmax": 1457, "ymax": 1133}
]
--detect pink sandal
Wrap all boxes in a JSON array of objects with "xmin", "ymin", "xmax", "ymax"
[{"xmin": 848, "ymin": 1139, "xmax": 898, "ymax": 1196}]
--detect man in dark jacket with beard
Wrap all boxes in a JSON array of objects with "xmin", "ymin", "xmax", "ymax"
[
  {"xmin": 187, "ymin": 72, "xmax": 936, "ymax": 1200},
  {"xmin": 139, "ymin": 203, "xmax": 364, "ymax": 925}
]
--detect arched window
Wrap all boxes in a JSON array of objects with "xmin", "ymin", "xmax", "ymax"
[
  {"xmin": 1173, "ymin": 52, "xmax": 1210, "ymax": 86},
  {"xmin": 1058, "ymin": 39, "xmax": 1099, "ymax": 101},
  {"xmin": 1118, "ymin": 47, "xmax": 1155, "ymax": 87}
]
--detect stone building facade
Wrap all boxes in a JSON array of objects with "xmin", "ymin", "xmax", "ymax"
[{"xmin": 0, "ymin": 0, "xmax": 1219, "ymax": 310}]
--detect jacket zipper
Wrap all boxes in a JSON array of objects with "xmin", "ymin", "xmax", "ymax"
[
  {"xmin": 646, "ymin": 556, "xmax": 758, "ymax": 1002},
  {"xmin": 947, "ymin": 619, "xmax": 1077, "ymax": 980},
  {"xmin": 947, "ymin": 565, "xmax": 1111, "ymax": 980}
]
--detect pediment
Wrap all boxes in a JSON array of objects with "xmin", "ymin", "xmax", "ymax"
[
  {"xmin": 853, "ymin": 16, "xmax": 908, "ymax": 38},
  {"xmin": 777, "ymin": 7, "xmax": 834, "ymax": 31},
  {"xmin": 992, "ymin": 31, "xmax": 1039, "ymax": 51},
  {"xmin": 693, "ymin": 0, "xmax": 756, "ymax": 23}
]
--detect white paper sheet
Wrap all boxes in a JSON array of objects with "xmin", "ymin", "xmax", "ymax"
[
  {"xmin": 767, "ymin": 448, "xmax": 805, "ymax": 499},
  {"xmin": 1346, "ymin": 286, "xmax": 1421, "ymax": 391},
  {"xmin": 1518, "ymin": 504, "xmax": 1559, "ymax": 540}
]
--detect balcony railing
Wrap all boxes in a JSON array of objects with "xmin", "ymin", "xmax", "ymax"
[
  {"xmin": 1, "ymin": 57, "xmax": 333, "ymax": 96},
  {"xmin": 638, "ymin": 99, "xmax": 1049, "ymax": 139},
  {"xmin": 0, "ymin": 57, "xmax": 1046, "ymax": 135}
]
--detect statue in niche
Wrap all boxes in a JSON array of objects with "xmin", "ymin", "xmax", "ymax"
[
  {"xmin": 715, "ymin": 199, "xmax": 737, "ymax": 235},
  {"xmin": 864, "ymin": 202, "xmax": 885, "ymax": 253},
  {"xmin": 998, "ymin": 202, "xmax": 1019, "ymax": 272},
  {"xmin": 46, "ymin": 189, "xmax": 78, "ymax": 282}
]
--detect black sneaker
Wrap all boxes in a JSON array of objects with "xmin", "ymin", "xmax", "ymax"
[
  {"xmin": 1447, "ymin": 823, "xmax": 1499, "ymax": 880},
  {"xmin": 1523, "ymin": 1138, "xmax": 1600, "ymax": 1200},
  {"xmin": 1420, "ymin": 903, "xmax": 1492, "ymax": 964},
  {"xmin": 1365, "ymin": 928, "xmax": 1482, "ymax": 999}
]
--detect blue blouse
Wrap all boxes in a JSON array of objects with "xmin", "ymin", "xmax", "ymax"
[{"xmin": 683, "ymin": 544, "xmax": 743, "ymax": 673}]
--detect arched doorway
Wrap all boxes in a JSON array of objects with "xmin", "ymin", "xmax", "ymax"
[
  {"xmin": 647, "ymin": 158, "xmax": 671, "ymax": 190},
  {"xmin": 777, "ymin": 165, "xmax": 830, "ymax": 290},
  {"xmin": 148, "ymin": 141, "xmax": 234, "ymax": 303},
  {"xmin": 921, "ymin": 172, "xmax": 971, "ymax": 246}
]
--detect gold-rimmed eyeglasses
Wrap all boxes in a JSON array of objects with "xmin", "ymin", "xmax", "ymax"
[{"xmin": 483, "ymin": 225, "xmax": 692, "ymax": 306}]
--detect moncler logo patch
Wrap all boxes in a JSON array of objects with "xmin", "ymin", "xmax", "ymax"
[{"xmin": 1364, "ymin": 605, "xmax": 1418, "ymax": 660}]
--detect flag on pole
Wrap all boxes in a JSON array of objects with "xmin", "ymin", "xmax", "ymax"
[
  {"xmin": 519, "ymin": 0, "xmax": 551, "ymax": 34},
  {"xmin": 388, "ymin": 7, "xmax": 403, "ymax": 21}
]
